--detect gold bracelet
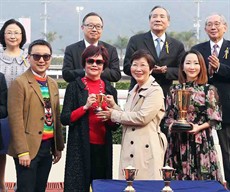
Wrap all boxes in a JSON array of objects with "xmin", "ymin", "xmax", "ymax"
[{"xmin": 18, "ymin": 152, "xmax": 29, "ymax": 158}]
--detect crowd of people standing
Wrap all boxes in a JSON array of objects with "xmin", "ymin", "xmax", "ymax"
[{"xmin": 0, "ymin": 4, "xmax": 229, "ymax": 192}]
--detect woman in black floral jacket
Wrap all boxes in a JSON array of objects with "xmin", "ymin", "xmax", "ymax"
[{"xmin": 164, "ymin": 50, "xmax": 222, "ymax": 181}]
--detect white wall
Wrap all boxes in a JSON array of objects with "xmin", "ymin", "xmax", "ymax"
[
  {"xmin": 5, "ymin": 88, "xmax": 126, "ymax": 182},
  {"xmin": 6, "ymin": 144, "xmax": 121, "ymax": 182}
]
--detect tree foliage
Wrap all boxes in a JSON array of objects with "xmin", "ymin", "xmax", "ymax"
[
  {"xmin": 168, "ymin": 30, "xmax": 197, "ymax": 50},
  {"xmin": 112, "ymin": 35, "xmax": 129, "ymax": 65},
  {"xmin": 42, "ymin": 31, "xmax": 62, "ymax": 44}
]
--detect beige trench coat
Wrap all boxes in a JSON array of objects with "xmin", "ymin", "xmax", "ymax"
[{"xmin": 111, "ymin": 76, "xmax": 167, "ymax": 180}]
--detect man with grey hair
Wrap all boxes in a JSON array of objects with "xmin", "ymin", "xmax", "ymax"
[
  {"xmin": 123, "ymin": 5, "xmax": 185, "ymax": 97},
  {"xmin": 192, "ymin": 13, "xmax": 230, "ymax": 189}
]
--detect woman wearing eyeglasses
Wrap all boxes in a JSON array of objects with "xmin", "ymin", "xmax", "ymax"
[
  {"xmin": 61, "ymin": 45, "xmax": 120, "ymax": 191},
  {"xmin": 0, "ymin": 19, "xmax": 28, "ymax": 192}
]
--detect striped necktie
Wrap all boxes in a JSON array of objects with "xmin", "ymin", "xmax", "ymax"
[
  {"xmin": 209, "ymin": 44, "xmax": 219, "ymax": 77},
  {"xmin": 213, "ymin": 44, "xmax": 219, "ymax": 57}
]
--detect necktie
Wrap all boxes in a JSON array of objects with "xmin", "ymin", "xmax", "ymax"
[
  {"xmin": 209, "ymin": 44, "xmax": 219, "ymax": 77},
  {"xmin": 213, "ymin": 44, "xmax": 219, "ymax": 57},
  {"xmin": 155, "ymin": 38, "xmax": 161, "ymax": 57}
]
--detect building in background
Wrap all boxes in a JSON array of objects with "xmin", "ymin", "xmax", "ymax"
[{"xmin": 19, "ymin": 17, "xmax": 31, "ymax": 46}]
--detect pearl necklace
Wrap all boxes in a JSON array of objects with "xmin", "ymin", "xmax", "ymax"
[{"xmin": 83, "ymin": 76, "xmax": 104, "ymax": 94}]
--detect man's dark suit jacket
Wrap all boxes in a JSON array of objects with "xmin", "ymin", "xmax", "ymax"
[
  {"xmin": 62, "ymin": 40, "xmax": 121, "ymax": 82},
  {"xmin": 123, "ymin": 31, "xmax": 185, "ymax": 97},
  {"xmin": 192, "ymin": 39, "xmax": 230, "ymax": 123}
]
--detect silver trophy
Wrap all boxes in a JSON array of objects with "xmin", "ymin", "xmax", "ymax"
[
  {"xmin": 161, "ymin": 165, "xmax": 175, "ymax": 192},
  {"xmin": 123, "ymin": 165, "xmax": 138, "ymax": 192}
]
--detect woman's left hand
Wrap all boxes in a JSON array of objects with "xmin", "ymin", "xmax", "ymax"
[
  {"xmin": 187, "ymin": 123, "xmax": 200, "ymax": 134},
  {"xmin": 96, "ymin": 107, "xmax": 113, "ymax": 122}
]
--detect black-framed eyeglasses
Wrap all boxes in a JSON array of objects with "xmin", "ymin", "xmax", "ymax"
[
  {"xmin": 86, "ymin": 58, "xmax": 104, "ymax": 65},
  {"xmin": 30, "ymin": 54, "xmax": 51, "ymax": 61},
  {"xmin": 83, "ymin": 23, "xmax": 103, "ymax": 30}
]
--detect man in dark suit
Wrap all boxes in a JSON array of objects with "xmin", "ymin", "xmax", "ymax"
[
  {"xmin": 123, "ymin": 6, "xmax": 185, "ymax": 97},
  {"xmin": 192, "ymin": 14, "xmax": 230, "ymax": 188},
  {"xmin": 62, "ymin": 12, "xmax": 121, "ymax": 83}
]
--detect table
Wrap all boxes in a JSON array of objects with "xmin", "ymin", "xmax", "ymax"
[{"xmin": 92, "ymin": 179, "xmax": 228, "ymax": 192}]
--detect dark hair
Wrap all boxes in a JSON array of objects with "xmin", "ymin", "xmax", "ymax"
[
  {"xmin": 81, "ymin": 45, "xmax": 108, "ymax": 70},
  {"xmin": 130, "ymin": 49, "xmax": 156, "ymax": 70},
  {"xmin": 178, "ymin": 49, "xmax": 208, "ymax": 85},
  {"xmin": 0, "ymin": 19, "xmax": 27, "ymax": 49},
  {"xmin": 28, "ymin": 39, "xmax": 52, "ymax": 55},
  {"xmin": 82, "ymin": 12, "xmax": 103, "ymax": 25},
  {"xmin": 149, "ymin": 6, "xmax": 170, "ymax": 21}
]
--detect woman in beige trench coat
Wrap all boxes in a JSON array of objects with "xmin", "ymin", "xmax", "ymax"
[{"xmin": 98, "ymin": 49, "xmax": 168, "ymax": 180}]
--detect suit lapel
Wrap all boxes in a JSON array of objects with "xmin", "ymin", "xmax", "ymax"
[
  {"xmin": 26, "ymin": 70, "xmax": 44, "ymax": 105},
  {"xmin": 219, "ymin": 39, "xmax": 229, "ymax": 62},
  {"xmin": 78, "ymin": 40, "xmax": 86, "ymax": 53},
  {"xmin": 98, "ymin": 41, "xmax": 104, "ymax": 46},
  {"xmin": 201, "ymin": 41, "xmax": 211, "ymax": 59},
  {"xmin": 160, "ymin": 34, "xmax": 174, "ymax": 59},
  {"xmin": 144, "ymin": 31, "xmax": 158, "ymax": 60},
  {"xmin": 125, "ymin": 85, "xmax": 137, "ymax": 111}
]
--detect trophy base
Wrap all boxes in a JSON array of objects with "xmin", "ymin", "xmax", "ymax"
[
  {"xmin": 161, "ymin": 186, "xmax": 173, "ymax": 192},
  {"xmin": 171, "ymin": 121, "xmax": 192, "ymax": 132},
  {"xmin": 124, "ymin": 186, "xmax": 136, "ymax": 192},
  {"xmin": 94, "ymin": 108, "xmax": 103, "ymax": 113}
]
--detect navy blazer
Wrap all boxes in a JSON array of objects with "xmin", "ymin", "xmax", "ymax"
[
  {"xmin": 123, "ymin": 31, "xmax": 185, "ymax": 96},
  {"xmin": 0, "ymin": 72, "xmax": 7, "ymax": 119},
  {"xmin": 62, "ymin": 40, "xmax": 121, "ymax": 82},
  {"xmin": 0, "ymin": 72, "xmax": 7, "ymax": 149},
  {"xmin": 192, "ymin": 39, "xmax": 230, "ymax": 123}
]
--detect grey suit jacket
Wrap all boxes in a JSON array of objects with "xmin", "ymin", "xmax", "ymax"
[
  {"xmin": 62, "ymin": 40, "xmax": 121, "ymax": 82},
  {"xmin": 192, "ymin": 39, "xmax": 230, "ymax": 123},
  {"xmin": 123, "ymin": 31, "xmax": 185, "ymax": 97}
]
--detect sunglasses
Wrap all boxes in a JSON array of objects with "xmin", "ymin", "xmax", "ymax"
[
  {"xmin": 30, "ymin": 54, "xmax": 51, "ymax": 61},
  {"xmin": 86, "ymin": 58, "xmax": 105, "ymax": 65}
]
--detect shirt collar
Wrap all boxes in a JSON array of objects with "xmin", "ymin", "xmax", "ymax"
[
  {"xmin": 84, "ymin": 39, "xmax": 98, "ymax": 47},
  {"xmin": 31, "ymin": 68, "xmax": 47, "ymax": 78},
  {"xmin": 210, "ymin": 38, "xmax": 223, "ymax": 48},
  {"xmin": 151, "ymin": 32, "xmax": 166, "ymax": 42}
]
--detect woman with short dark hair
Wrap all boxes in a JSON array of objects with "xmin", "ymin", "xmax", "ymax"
[
  {"xmin": 98, "ymin": 49, "xmax": 168, "ymax": 180},
  {"xmin": 61, "ymin": 45, "xmax": 120, "ymax": 191}
]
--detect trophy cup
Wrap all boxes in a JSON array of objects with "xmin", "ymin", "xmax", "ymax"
[
  {"xmin": 161, "ymin": 165, "xmax": 175, "ymax": 192},
  {"xmin": 171, "ymin": 83, "xmax": 192, "ymax": 132},
  {"xmin": 95, "ymin": 93, "xmax": 105, "ymax": 113},
  {"xmin": 123, "ymin": 165, "xmax": 138, "ymax": 192}
]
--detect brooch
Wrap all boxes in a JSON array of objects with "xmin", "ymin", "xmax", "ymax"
[
  {"xmin": 223, "ymin": 47, "xmax": 229, "ymax": 59},
  {"xmin": 165, "ymin": 41, "xmax": 169, "ymax": 54}
]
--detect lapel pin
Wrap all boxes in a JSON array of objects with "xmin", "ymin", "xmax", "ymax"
[
  {"xmin": 165, "ymin": 41, "xmax": 169, "ymax": 54},
  {"xmin": 223, "ymin": 47, "xmax": 229, "ymax": 59}
]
